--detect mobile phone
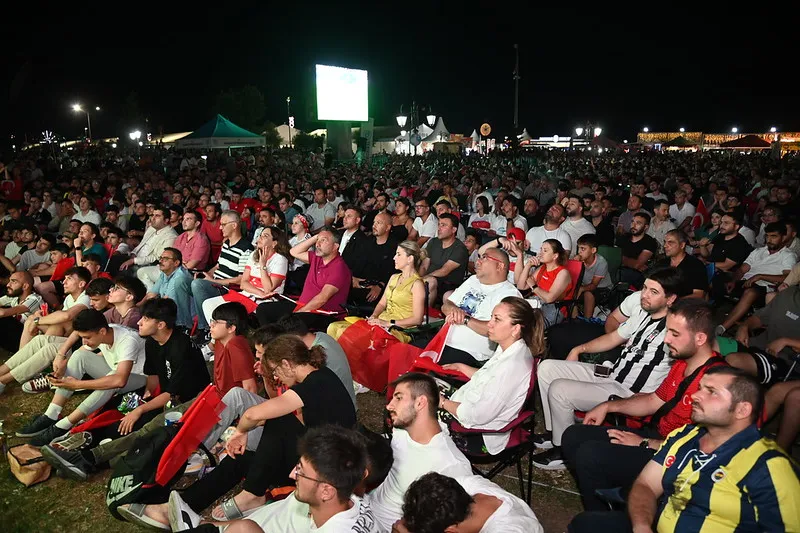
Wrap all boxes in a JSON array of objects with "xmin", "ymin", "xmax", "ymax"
[
  {"xmin": 524, "ymin": 249, "xmax": 537, "ymax": 256},
  {"xmin": 40, "ymin": 303, "xmax": 49, "ymax": 316},
  {"xmin": 594, "ymin": 364, "xmax": 613, "ymax": 378}
]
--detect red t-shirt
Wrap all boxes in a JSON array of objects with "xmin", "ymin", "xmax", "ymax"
[
  {"xmin": 202, "ymin": 218, "xmax": 224, "ymax": 264},
  {"xmin": 213, "ymin": 335, "xmax": 256, "ymax": 396},
  {"xmin": 653, "ymin": 355, "xmax": 727, "ymax": 437}
]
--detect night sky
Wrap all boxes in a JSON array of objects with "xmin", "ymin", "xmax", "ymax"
[{"xmin": 2, "ymin": 4, "xmax": 798, "ymax": 147}]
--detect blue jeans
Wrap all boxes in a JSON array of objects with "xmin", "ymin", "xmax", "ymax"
[{"xmin": 191, "ymin": 279, "xmax": 227, "ymax": 330}]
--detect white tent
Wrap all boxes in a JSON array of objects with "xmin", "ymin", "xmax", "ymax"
[
  {"xmin": 422, "ymin": 117, "xmax": 451, "ymax": 143},
  {"xmin": 470, "ymin": 129, "xmax": 481, "ymax": 148},
  {"xmin": 518, "ymin": 128, "xmax": 532, "ymax": 141}
]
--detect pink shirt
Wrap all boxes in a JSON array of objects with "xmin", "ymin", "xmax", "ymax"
[
  {"xmin": 173, "ymin": 231, "xmax": 211, "ymax": 271},
  {"xmin": 298, "ymin": 252, "xmax": 351, "ymax": 313}
]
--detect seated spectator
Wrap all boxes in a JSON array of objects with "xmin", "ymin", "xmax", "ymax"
[
  {"xmin": 104, "ymin": 204, "xmax": 128, "ymax": 233},
  {"xmin": 190, "ymin": 210, "xmax": 252, "ymax": 343},
  {"xmin": 569, "ymin": 367, "xmax": 800, "ymax": 533},
  {"xmin": 615, "ymin": 193, "xmax": 644, "ymax": 236},
  {"xmin": 73, "ymin": 194, "xmax": 102, "ymax": 225},
  {"xmin": 249, "ymin": 206, "xmax": 277, "ymax": 245},
  {"xmin": 784, "ymin": 219, "xmax": 800, "ymax": 257},
  {"xmin": 467, "ymin": 195, "xmax": 493, "ymax": 231},
  {"xmin": 305, "ymin": 185, "xmax": 336, "ymax": 232},
  {"xmin": 202, "ymin": 226, "xmax": 290, "ymax": 323},
  {"xmin": 717, "ymin": 221, "xmax": 797, "ymax": 334},
  {"xmin": 0, "ymin": 271, "xmax": 42, "ymax": 353},
  {"xmin": 439, "ymin": 247, "xmax": 521, "ymax": 366},
  {"xmin": 573, "ymin": 234, "xmax": 612, "ymax": 318},
  {"xmin": 562, "ymin": 299, "xmax": 727, "ymax": 511},
  {"xmin": 561, "ymin": 194, "xmax": 596, "ymax": 250},
  {"xmin": 137, "ymin": 209, "xmax": 209, "ymax": 289},
  {"xmin": 141, "ymin": 247, "xmax": 194, "ymax": 331},
  {"xmin": 764, "ymin": 379, "xmax": 800, "ymax": 452},
  {"xmin": 656, "ymin": 229, "xmax": 708, "ymax": 298},
  {"xmin": 390, "ymin": 196, "xmax": 414, "ymax": 241},
  {"xmin": 341, "ymin": 208, "xmax": 398, "ymax": 307},
  {"xmin": 286, "ymin": 213, "xmax": 313, "ymax": 291},
  {"xmin": 168, "ymin": 204, "xmax": 184, "ymax": 234},
  {"xmin": 7, "ymin": 224, "xmax": 38, "ymax": 264},
  {"xmin": 17, "ymin": 309, "xmax": 148, "ymax": 446},
  {"xmin": 201, "ymin": 202, "xmax": 224, "ymax": 263},
  {"xmin": 16, "ymin": 233, "xmax": 54, "ymax": 272},
  {"xmin": 617, "ymin": 212, "xmax": 658, "ymax": 288},
  {"xmin": 256, "ymin": 227, "xmax": 351, "ymax": 331},
  {"xmin": 646, "ymin": 199, "xmax": 676, "ymax": 254},
  {"xmin": 525, "ymin": 203, "xmax": 572, "ymax": 256},
  {"xmin": 0, "ymin": 266, "xmax": 91, "ymax": 394},
  {"xmin": 439, "ymin": 297, "xmax": 544, "ymax": 455},
  {"xmin": 400, "ymin": 472, "xmax": 543, "ymax": 533},
  {"xmin": 726, "ymin": 284, "xmax": 800, "ymax": 385},
  {"xmin": 105, "ymin": 276, "xmax": 146, "ymax": 328},
  {"xmin": 116, "ymin": 206, "xmax": 177, "ymax": 273},
  {"xmin": 533, "ymin": 267, "xmax": 683, "ymax": 469},
  {"xmin": 421, "ymin": 213, "xmax": 469, "ymax": 306},
  {"xmin": 435, "ymin": 199, "xmax": 466, "ymax": 241},
  {"xmin": 84, "ymin": 277, "xmax": 114, "ymax": 313},
  {"xmin": 464, "ymin": 229, "xmax": 481, "ymax": 274},
  {"xmin": 409, "ymin": 197, "xmax": 437, "ymax": 247},
  {"xmin": 688, "ymin": 208, "xmax": 723, "ymax": 248},
  {"xmin": 697, "ymin": 211, "xmax": 753, "ymax": 299},
  {"xmin": 515, "ymin": 239, "xmax": 573, "ymax": 326},
  {"xmin": 166, "ymin": 426, "xmax": 379, "ymax": 533},
  {"xmin": 82, "ymin": 253, "xmax": 112, "ymax": 280},
  {"xmin": 73, "ymin": 222, "xmax": 108, "ymax": 268},
  {"xmin": 669, "ymin": 188, "xmax": 695, "ymax": 232}
]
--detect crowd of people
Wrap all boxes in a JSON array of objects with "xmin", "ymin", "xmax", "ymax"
[{"xmin": 1, "ymin": 144, "xmax": 800, "ymax": 532}]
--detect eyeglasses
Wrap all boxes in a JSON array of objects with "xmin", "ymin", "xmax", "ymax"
[
  {"xmin": 158, "ymin": 256, "xmax": 176, "ymax": 262},
  {"xmin": 293, "ymin": 462, "xmax": 324, "ymax": 484},
  {"xmin": 111, "ymin": 285, "xmax": 131, "ymax": 293},
  {"xmin": 477, "ymin": 253, "xmax": 505, "ymax": 265},
  {"xmin": 219, "ymin": 221, "xmax": 236, "ymax": 227},
  {"xmin": 209, "ymin": 319, "xmax": 229, "ymax": 327}
]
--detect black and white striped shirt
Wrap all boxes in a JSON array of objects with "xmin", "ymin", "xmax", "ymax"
[
  {"xmin": 610, "ymin": 292, "xmax": 671, "ymax": 393},
  {"xmin": 213, "ymin": 238, "xmax": 253, "ymax": 281}
]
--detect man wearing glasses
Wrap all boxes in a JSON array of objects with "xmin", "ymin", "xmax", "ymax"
[
  {"xmin": 141, "ymin": 248, "xmax": 194, "ymax": 332},
  {"xmin": 409, "ymin": 199, "xmax": 437, "ymax": 248}
]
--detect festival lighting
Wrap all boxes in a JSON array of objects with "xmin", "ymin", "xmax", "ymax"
[
  {"xmin": 575, "ymin": 127, "xmax": 584, "ymax": 136},
  {"xmin": 770, "ymin": 126, "xmax": 777, "ymax": 133},
  {"xmin": 731, "ymin": 127, "xmax": 738, "ymax": 133},
  {"xmin": 642, "ymin": 127, "xmax": 649, "ymax": 132},
  {"xmin": 679, "ymin": 127, "xmax": 685, "ymax": 133},
  {"xmin": 593, "ymin": 127, "xmax": 602, "ymax": 137}
]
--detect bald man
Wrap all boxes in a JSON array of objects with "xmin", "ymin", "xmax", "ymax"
[{"xmin": 0, "ymin": 271, "xmax": 43, "ymax": 353}]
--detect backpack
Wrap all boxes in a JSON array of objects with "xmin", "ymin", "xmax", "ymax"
[{"xmin": 106, "ymin": 424, "xmax": 184, "ymax": 520}]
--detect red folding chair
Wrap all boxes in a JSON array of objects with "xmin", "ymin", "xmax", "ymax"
[{"xmin": 550, "ymin": 259, "xmax": 585, "ymax": 321}]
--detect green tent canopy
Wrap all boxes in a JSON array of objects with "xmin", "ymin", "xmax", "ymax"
[{"xmin": 175, "ymin": 114, "xmax": 265, "ymax": 149}]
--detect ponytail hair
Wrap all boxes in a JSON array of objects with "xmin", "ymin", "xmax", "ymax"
[
  {"xmin": 500, "ymin": 296, "xmax": 546, "ymax": 355},
  {"xmin": 261, "ymin": 334, "xmax": 327, "ymax": 369},
  {"xmin": 543, "ymin": 238, "xmax": 567, "ymax": 266}
]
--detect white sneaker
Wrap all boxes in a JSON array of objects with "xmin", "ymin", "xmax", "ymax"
[
  {"xmin": 185, "ymin": 452, "xmax": 205, "ymax": 475},
  {"xmin": 353, "ymin": 381, "xmax": 371, "ymax": 394},
  {"xmin": 22, "ymin": 375, "xmax": 53, "ymax": 394},
  {"xmin": 201, "ymin": 343, "xmax": 215, "ymax": 362},
  {"xmin": 168, "ymin": 490, "xmax": 201, "ymax": 532}
]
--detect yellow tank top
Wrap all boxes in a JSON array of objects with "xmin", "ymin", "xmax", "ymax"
[{"xmin": 379, "ymin": 272, "xmax": 422, "ymax": 321}]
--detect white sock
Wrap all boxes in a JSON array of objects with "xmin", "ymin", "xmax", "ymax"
[
  {"xmin": 44, "ymin": 403, "xmax": 63, "ymax": 420},
  {"xmin": 55, "ymin": 418, "xmax": 74, "ymax": 431}
]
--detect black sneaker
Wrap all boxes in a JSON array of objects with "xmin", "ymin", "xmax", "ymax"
[
  {"xmin": 191, "ymin": 329, "xmax": 211, "ymax": 348},
  {"xmin": 532, "ymin": 432, "xmax": 553, "ymax": 450},
  {"xmin": 15, "ymin": 414, "xmax": 56, "ymax": 438},
  {"xmin": 50, "ymin": 430, "xmax": 93, "ymax": 452},
  {"xmin": 30, "ymin": 424, "xmax": 69, "ymax": 447},
  {"xmin": 532, "ymin": 447, "xmax": 566, "ymax": 470},
  {"xmin": 41, "ymin": 444, "xmax": 95, "ymax": 481}
]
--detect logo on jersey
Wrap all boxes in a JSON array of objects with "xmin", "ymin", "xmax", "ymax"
[
  {"xmin": 665, "ymin": 455, "xmax": 676, "ymax": 467},
  {"xmin": 712, "ymin": 468, "xmax": 726, "ymax": 483}
]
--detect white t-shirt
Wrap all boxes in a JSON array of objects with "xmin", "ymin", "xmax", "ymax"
[
  {"xmin": 98, "ymin": 325, "xmax": 146, "ymax": 376},
  {"xmin": 64, "ymin": 291, "xmax": 91, "ymax": 311},
  {"xmin": 368, "ymin": 429, "xmax": 472, "ymax": 531},
  {"xmin": 446, "ymin": 276, "xmax": 522, "ymax": 360},
  {"xmin": 743, "ymin": 247, "xmax": 798, "ymax": 289},
  {"xmin": 306, "ymin": 202, "xmax": 336, "ymax": 231},
  {"xmin": 490, "ymin": 214, "xmax": 527, "ymax": 237},
  {"xmin": 669, "ymin": 202, "xmax": 695, "ymax": 227},
  {"xmin": 249, "ymin": 493, "xmax": 378, "ymax": 533},
  {"xmin": 0, "ymin": 293, "xmax": 43, "ymax": 322},
  {"xmin": 739, "ymin": 226, "xmax": 756, "ymax": 247},
  {"xmin": 525, "ymin": 225, "xmax": 573, "ymax": 255},
  {"xmin": 456, "ymin": 475, "xmax": 544, "ymax": 533},
  {"xmin": 289, "ymin": 234, "xmax": 312, "ymax": 271},
  {"xmin": 560, "ymin": 217, "xmax": 596, "ymax": 250},
  {"xmin": 242, "ymin": 252, "xmax": 289, "ymax": 299},
  {"xmin": 412, "ymin": 215, "xmax": 438, "ymax": 239},
  {"xmin": 467, "ymin": 213, "xmax": 493, "ymax": 231}
]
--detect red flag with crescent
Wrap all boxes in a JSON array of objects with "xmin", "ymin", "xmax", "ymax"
[{"xmin": 691, "ymin": 198, "xmax": 709, "ymax": 230}]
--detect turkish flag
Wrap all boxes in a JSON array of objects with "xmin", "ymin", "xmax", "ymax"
[{"xmin": 691, "ymin": 198, "xmax": 709, "ymax": 230}]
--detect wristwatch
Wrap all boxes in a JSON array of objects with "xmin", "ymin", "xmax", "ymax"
[
  {"xmin": 390, "ymin": 319, "xmax": 396, "ymax": 325},
  {"xmin": 640, "ymin": 438, "xmax": 650, "ymax": 449},
  {"xmin": 463, "ymin": 315, "xmax": 471, "ymax": 326}
]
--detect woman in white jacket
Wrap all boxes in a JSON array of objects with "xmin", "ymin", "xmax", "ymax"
[{"xmin": 438, "ymin": 296, "xmax": 545, "ymax": 455}]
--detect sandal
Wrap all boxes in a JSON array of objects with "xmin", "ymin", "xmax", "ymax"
[
  {"xmin": 118, "ymin": 503, "xmax": 170, "ymax": 531},
  {"xmin": 211, "ymin": 497, "xmax": 260, "ymax": 521}
]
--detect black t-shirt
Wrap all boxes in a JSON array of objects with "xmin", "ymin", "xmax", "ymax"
[
  {"xmin": 291, "ymin": 366, "xmax": 356, "ymax": 429},
  {"xmin": 128, "ymin": 214, "xmax": 148, "ymax": 233},
  {"xmin": 709, "ymin": 233, "xmax": 752, "ymax": 266},
  {"xmin": 618, "ymin": 234, "xmax": 658, "ymax": 260},
  {"xmin": 143, "ymin": 331, "xmax": 210, "ymax": 403},
  {"xmin": 593, "ymin": 217, "xmax": 616, "ymax": 247},
  {"xmin": 657, "ymin": 254, "xmax": 708, "ymax": 295},
  {"xmin": 426, "ymin": 237, "xmax": 469, "ymax": 285},
  {"xmin": 366, "ymin": 236, "xmax": 400, "ymax": 283}
]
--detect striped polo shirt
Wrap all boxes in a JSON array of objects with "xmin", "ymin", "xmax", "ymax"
[{"xmin": 213, "ymin": 237, "xmax": 253, "ymax": 281}]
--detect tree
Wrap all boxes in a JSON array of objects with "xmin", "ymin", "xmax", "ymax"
[
  {"xmin": 293, "ymin": 132, "xmax": 324, "ymax": 152},
  {"xmin": 212, "ymin": 85, "xmax": 265, "ymax": 133},
  {"xmin": 263, "ymin": 121, "xmax": 281, "ymax": 149}
]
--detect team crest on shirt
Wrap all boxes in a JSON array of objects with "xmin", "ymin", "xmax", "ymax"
[
  {"xmin": 712, "ymin": 468, "xmax": 726, "ymax": 483},
  {"xmin": 665, "ymin": 455, "xmax": 676, "ymax": 467}
]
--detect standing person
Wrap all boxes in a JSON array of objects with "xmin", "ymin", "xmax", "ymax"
[
  {"xmin": 421, "ymin": 214, "xmax": 469, "ymax": 306},
  {"xmin": 570, "ymin": 367, "xmax": 800, "ymax": 533},
  {"xmin": 190, "ymin": 210, "xmax": 252, "ymax": 343}
]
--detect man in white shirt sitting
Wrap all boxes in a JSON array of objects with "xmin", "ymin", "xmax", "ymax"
[
  {"xmin": 560, "ymin": 195, "xmax": 596, "ymax": 251},
  {"xmin": 410, "ymin": 198, "xmax": 438, "ymax": 248},
  {"xmin": 367, "ymin": 373, "xmax": 473, "ymax": 531},
  {"xmin": 490, "ymin": 197, "xmax": 528, "ymax": 238},
  {"xmin": 167, "ymin": 426, "xmax": 379, "ymax": 533},
  {"xmin": 646, "ymin": 199, "xmax": 677, "ymax": 253},
  {"xmin": 669, "ymin": 189, "xmax": 695, "ymax": 232},
  {"xmin": 397, "ymin": 472, "xmax": 543, "ymax": 533},
  {"xmin": 525, "ymin": 203, "xmax": 573, "ymax": 256},
  {"xmin": 119, "ymin": 206, "xmax": 178, "ymax": 273},
  {"xmin": 0, "ymin": 271, "xmax": 42, "ymax": 353}
]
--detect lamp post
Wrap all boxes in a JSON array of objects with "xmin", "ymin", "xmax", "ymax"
[
  {"xmin": 129, "ymin": 130, "xmax": 142, "ymax": 157},
  {"xmin": 396, "ymin": 102, "xmax": 436, "ymax": 155},
  {"xmin": 286, "ymin": 96, "xmax": 293, "ymax": 149},
  {"xmin": 72, "ymin": 104, "xmax": 100, "ymax": 142}
]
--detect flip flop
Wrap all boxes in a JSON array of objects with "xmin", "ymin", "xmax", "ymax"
[
  {"xmin": 118, "ymin": 503, "xmax": 170, "ymax": 531},
  {"xmin": 211, "ymin": 497, "xmax": 260, "ymax": 521}
]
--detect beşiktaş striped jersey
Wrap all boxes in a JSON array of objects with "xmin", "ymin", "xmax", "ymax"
[
  {"xmin": 610, "ymin": 306, "xmax": 670, "ymax": 394},
  {"xmin": 213, "ymin": 238, "xmax": 253, "ymax": 280}
]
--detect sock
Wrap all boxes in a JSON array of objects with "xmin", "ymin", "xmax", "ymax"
[
  {"xmin": 55, "ymin": 418, "xmax": 74, "ymax": 431},
  {"xmin": 0, "ymin": 382, "xmax": 6, "ymax": 394},
  {"xmin": 44, "ymin": 403, "xmax": 63, "ymax": 420}
]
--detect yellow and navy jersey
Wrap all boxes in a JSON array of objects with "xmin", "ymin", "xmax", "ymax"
[{"xmin": 652, "ymin": 424, "xmax": 800, "ymax": 533}]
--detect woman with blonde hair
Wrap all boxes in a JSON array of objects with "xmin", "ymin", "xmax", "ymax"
[
  {"xmin": 515, "ymin": 238, "xmax": 573, "ymax": 326},
  {"xmin": 439, "ymin": 297, "xmax": 545, "ymax": 454}
]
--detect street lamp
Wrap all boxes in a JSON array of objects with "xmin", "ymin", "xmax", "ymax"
[
  {"xmin": 679, "ymin": 127, "xmax": 685, "ymax": 133},
  {"xmin": 395, "ymin": 102, "xmax": 435, "ymax": 155},
  {"xmin": 286, "ymin": 96, "xmax": 293, "ymax": 148},
  {"xmin": 642, "ymin": 127, "xmax": 649, "ymax": 133},
  {"xmin": 593, "ymin": 127, "xmax": 602, "ymax": 137},
  {"xmin": 72, "ymin": 103, "xmax": 100, "ymax": 142},
  {"xmin": 129, "ymin": 130, "xmax": 141, "ymax": 141},
  {"xmin": 731, "ymin": 127, "xmax": 738, "ymax": 133},
  {"xmin": 770, "ymin": 126, "xmax": 777, "ymax": 133},
  {"xmin": 396, "ymin": 113, "xmax": 408, "ymax": 128},
  {"xmin": 426, "ymin": 113, "xmax": 436, "ymax": 127},
  {"xmin": 575, "ymin": 127, "xmax": 584, "ymax": 137}
]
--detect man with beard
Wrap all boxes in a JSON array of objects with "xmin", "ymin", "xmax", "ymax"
[
  {"xmin": 366, "ymin": 373, "xmax": 472, "ymax": 531},
  {"xmin": 570, "ymin": 367, "xmax": 800, "ymax": 533},
  {"xmin": 525, "ymin": 203, "xmax": 573, "ymax": 256},
  {"xmin": 716, "ymin": 221, "xmax": 797, "ymax": 334},
  {"xmin": 560, "ymin": 195, "xmax": 596, "ymax": 251},
  {"xmin": 589, "ymin": 199, "xmax": 615, "ymax": 247},
  {"xmin": 560, "ymin": 299, "xmax": 727, "ymax": 511},
  {"xmin": 697, "ymin": 211, "xmax": 753, "ymax": 300},
  {"xmin": 0, "ymin": 271, "xmax": 42, "ymax": 353},
  {"xmin": 532, "ymin": 267, "xmax": 683, "ymax": 470},
  {"xmin": 617, "ymin": 212, "xmax": 658, "ymax": 289}
]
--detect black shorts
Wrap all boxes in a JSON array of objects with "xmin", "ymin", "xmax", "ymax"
[
  {"xmin": 734, "ymin": 282, "xmax": 767, "ymax": 307},
  {"xmin": 743, "ymin": 348, "xmax": 799, "ymax": 386}
]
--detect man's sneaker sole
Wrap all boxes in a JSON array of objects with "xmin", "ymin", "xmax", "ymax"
[
  {"xmin": 533, "ymin": 440, "xmax": 553, "ymax": 450},
  {"xmin": 40, "ymin": 446, "xmax": 88, "ymax": 481},
  {"xmin": 15, "ymin": 417, "xmax": 56, "ymax": 438},
  {"xmin": 532, "ymin": 460, "xmax": 567, "ymax": 471}
]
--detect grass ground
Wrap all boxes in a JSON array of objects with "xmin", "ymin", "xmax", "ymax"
[{"xmin": 0, "ymin": 375, "xmax": 582, "ymax": 532}]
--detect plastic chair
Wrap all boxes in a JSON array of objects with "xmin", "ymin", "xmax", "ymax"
[
  {"xmin": 597, "ymin": 246, "xmax": 622, "ymax": 283},
  {"xmin": 549, "ymin": 259, "xmax": 585, "ymax": 321}
]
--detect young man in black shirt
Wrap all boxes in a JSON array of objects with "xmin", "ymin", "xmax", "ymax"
[
  {"xmin": 617, "ymin": 212, "xmax": 658, "ymax": 289},
  {"xmin": 697, "ymin": 211, "xmax": 752, "ymax": 300},
  {"xmin": 657, "ymin": 229, "xmax": 708, "ymax": 298}
]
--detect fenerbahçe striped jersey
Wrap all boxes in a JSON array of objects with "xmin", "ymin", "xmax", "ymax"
[{"xmin": 652, "ymin": 424, "xmax": 800, "ymax": 533}]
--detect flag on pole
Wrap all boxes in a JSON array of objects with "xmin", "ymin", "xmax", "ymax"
[{"xmin": 691, "ymin": 198, "xmax": 709, "ymax": 230}]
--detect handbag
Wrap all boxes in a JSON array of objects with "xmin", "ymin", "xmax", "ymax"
[{"xmin": 7, "ymin": 444, "xmax": 52, "ymax": 486}]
